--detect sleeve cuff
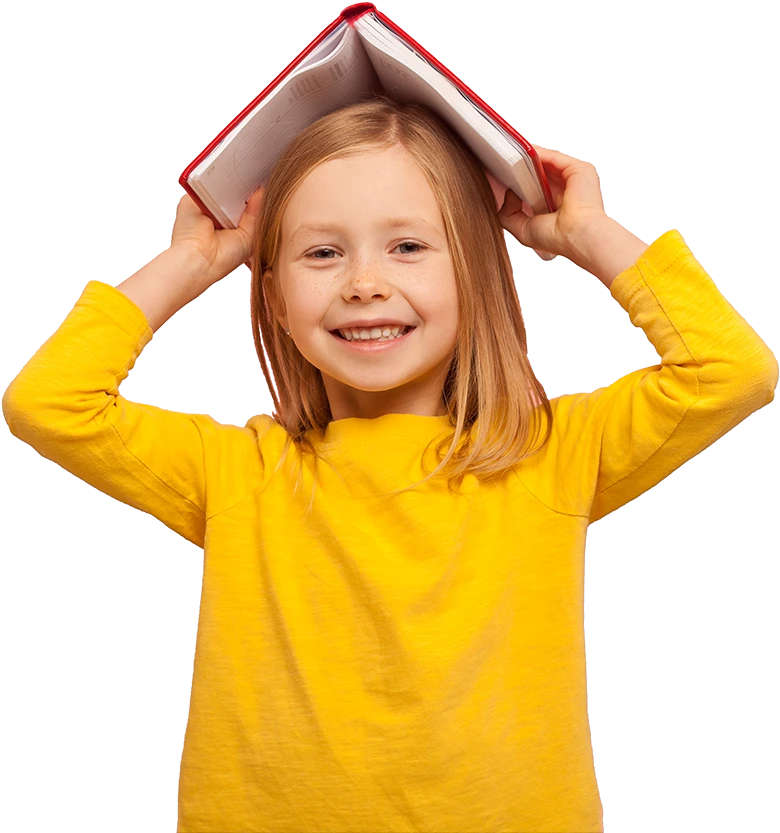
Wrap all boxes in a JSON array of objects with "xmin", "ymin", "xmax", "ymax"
[
  {"xmin": 75, "ymin": 280, "xmax": 154, "ymax": 345},
  {"xmin": 609, "ymin": 229, "xmax": 693, "ymax": 304}
]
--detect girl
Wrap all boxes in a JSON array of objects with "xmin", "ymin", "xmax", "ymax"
[{"xmin": 3, "ymin": 97, "xmax": 776, "ymax": 832}]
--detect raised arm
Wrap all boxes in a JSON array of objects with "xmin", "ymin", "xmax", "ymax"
[
  {"xmin": 2, "ymin": 276, "xmax": 266, "ymax": 547},
  {"xmin": 2, "ymin": 190, "xmax": 270, "ymax": 547}
]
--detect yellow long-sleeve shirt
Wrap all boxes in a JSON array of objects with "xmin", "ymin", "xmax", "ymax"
[{"xmin": 3, "ymin": 229, "xmax": 777, "ymax": 832}]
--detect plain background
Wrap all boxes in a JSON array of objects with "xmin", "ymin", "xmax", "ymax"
[{"xmin": 0, "ymin": 4, "xmax": 778, "ymax": 833}]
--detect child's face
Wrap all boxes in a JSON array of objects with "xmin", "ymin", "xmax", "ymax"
[{"xmin": 275, "ymin": 146, "xmax": 459, "ymax": 422}]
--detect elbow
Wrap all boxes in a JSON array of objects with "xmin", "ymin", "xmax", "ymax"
[
  {"xmin": 764, "ymin": 353, "xmax": 779, "ymax": 396},
  {"xmin": 2, "ymin": 379, "xmax": 26, "ymax": 436},
  {"xmin": 752, "ymin": 347, "xmax": 779, "ymax": 403},
  {"xmin": 732, "ymin": 340, "xmax": 779, "ymax": 406},
  {"xmin": 2, "ymin": 381, "xmax": 49, "ymax": 445},
  {"xmin": 760, "ymin": 367, "xmax": 777, "ymax": 407},
  {"xmin": 2, "ymin": 376, "xmax": 92, "ymax": 443}
]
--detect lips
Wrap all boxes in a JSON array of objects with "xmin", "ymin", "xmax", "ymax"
[
  {"xmin": 329, "ymin": 325, "xmax": 417, "ymax": 351},
  {"xmin": 332, "ymin": 325, "xmax": 414, "ymax": 341}
]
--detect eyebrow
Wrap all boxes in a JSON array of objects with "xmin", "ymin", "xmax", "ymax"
[{"xmin": 291, "ymin": 217, "xmax": 441, "ymax": 240}]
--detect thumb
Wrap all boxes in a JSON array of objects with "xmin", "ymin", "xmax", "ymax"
[
  {"xmin": 498, "ymin": 189, "xmax": 557, "ymax": 261},
  {"xmin": 237, "ymin": 185, "xmax": 266, "ymax": 236}
]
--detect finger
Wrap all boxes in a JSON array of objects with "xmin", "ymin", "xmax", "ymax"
[
  {"xmin": 237, "ymin": 186, "xmax": 265, "ymax": 235},
  {"xmin": 557, "ymin": 161, "xmax": 604, "ymax": 210},
  {"xmin": 244, "ymin": 185, "xmax": 265, "ymax": 211},
  {"xmin": 483, "ymin": 169, "xmax": 507, "ymax": 211},
  {"xmin": 177, "ymin": 192, "xmax": 208, "ymax": 218},
  {"xmin": 532, "ymin": 145, "xmax": 588, "ymax": 172}
]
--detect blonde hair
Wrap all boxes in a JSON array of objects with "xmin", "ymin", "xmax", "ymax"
[{"xmin": 249, "ymin": 95, "xmax": 552, "ymax": 510}]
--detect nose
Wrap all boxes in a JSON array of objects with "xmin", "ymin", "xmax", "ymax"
[{"xmin": 343, "ymin": 253, "xmax": 391, "ymax": 299}]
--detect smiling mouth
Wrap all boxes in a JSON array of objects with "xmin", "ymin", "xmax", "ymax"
[{"xmin": 331, "ymin": 326, "xmax": 416, "ymax": 342}]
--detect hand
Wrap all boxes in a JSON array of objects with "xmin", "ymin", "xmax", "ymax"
[
  {"xmin": 497, "ymin": 146, "xmax": 609, "ymax": 263},
  {"xmin": 169, "ymin": 187, "xmax": 266, "ymax": 285}
]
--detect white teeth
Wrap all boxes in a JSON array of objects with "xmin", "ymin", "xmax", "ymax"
[{"xmin": 338, "ymin": 326, "xmax": 410, "ymax": 342}]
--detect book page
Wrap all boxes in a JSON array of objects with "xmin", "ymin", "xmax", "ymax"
[
  {"xmin": 297, "ymin": 22, "xmax": 351, "ymax": 70},
  {"xmin": 353, "ymin": 14, "xmax": 545, "ymax": 214},
  {"xmin": 189, "ymin": 23, "xmax": 383, "ymax": 229}
]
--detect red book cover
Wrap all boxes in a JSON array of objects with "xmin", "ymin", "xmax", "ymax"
[{"xmin": 179, "ymin": 3, "xmax": 554, "ymax": 235}]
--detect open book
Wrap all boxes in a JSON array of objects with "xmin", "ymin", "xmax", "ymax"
[{"xmin": 179, "ymin": 2, "xmax": 555, "ymax": 236}]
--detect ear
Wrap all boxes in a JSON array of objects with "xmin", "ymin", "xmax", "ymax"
[{"xmin": 483, "ymin": 169, "xmax": 508, "ymax": 212}]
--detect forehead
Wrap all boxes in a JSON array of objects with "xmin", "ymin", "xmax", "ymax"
[{"xmin": 282, "ymin": 147, "xmax": 445, "ymax": 240}]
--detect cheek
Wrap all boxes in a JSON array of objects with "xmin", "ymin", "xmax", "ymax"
[
  {"xmin": 284, "ymin": 281, "xmax": 326, "ymax": 323},
  {"xmin": 420, "ymin": 284, "xmax": 460, "ymax": 344},
  {"xmin": 438, "ymin": 270, "xmax": 460, "ymax": 327}
]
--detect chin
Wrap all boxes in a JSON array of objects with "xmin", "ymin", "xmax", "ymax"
[{"xmin": 321, "ymin": 364, "xmax": 423, "ymax": 393}]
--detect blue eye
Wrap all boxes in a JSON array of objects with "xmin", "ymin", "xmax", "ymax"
[{"xmin": 307, "ymin": 242, "xmax": 427, "ymax": 259}]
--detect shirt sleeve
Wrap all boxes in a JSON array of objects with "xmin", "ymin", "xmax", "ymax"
[
  {"xmin": 2, "ymin": 280, "xmax": 267, "ymax": 548},
  {"xmin": 539, "ymin": 229, "xmax": 778, "ymax": 524}
]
